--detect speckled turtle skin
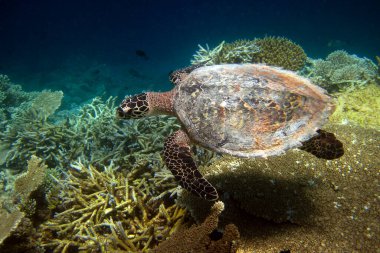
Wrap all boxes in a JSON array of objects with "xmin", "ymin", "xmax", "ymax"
[
  {"xmin": 117, "ymin": 63, "xmax": 343, "ymax": 201},
  {"xmin": 173, "ymin": 64, "xmax": 334, "ymax": 157}
]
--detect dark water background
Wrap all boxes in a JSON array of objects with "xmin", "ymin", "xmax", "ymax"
[{"xmin": 0, "ymin": 0, "xmax": 379, "ymax": 107}]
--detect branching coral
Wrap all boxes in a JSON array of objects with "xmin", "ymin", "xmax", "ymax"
[
  {"xmin": 0, "ymin": 74, "xmax": 34, "ymax": 130},
  {"xmin": 191, "ymin": 37, "xmax": 306, "ymax": 71},
  {"xmin": 191, "ymin": 40, "xmax": 261, "ymax": 66},
  {"xmin": 303, "ymin": 50, "xmax": 377, "ymax": 92},
  {"xmin": 152, "ymin": 201, "xmax": 240, "ymax": 253},
  {"xmin": 39, "ymin": 159, "xmax": 186, "ymax": 252},
  {"xmin": 191, "ymin": 41, "xmax": 226, "ymax": 65},
  {"xmin": 1, "ymin": 95, "xmax": 181, "ymax": 172},
  {"xmin": 252, "ymin": 36, "xmax": 307, "ymax": 71}
]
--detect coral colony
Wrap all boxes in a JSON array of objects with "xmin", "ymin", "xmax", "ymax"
[{"xmin": 0, "ymin": 37, "xmax": 379, "ymax": 252}]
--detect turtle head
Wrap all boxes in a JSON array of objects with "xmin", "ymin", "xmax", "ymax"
[{"xmin": 116, "ymin": 93, "xmax": 150, "ymax": 119}]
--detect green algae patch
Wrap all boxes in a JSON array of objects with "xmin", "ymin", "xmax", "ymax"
[{"xmin": 330, "ymin": 83, "xmax": 380, "ymax": 129}]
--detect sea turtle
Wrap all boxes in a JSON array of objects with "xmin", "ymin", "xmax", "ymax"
[{"xmin": 116, "ymin": 63, "xmax": 344, "ymax": 201}]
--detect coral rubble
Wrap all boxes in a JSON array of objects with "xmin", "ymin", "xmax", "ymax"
[{"xmin": 179, "ymin": 123, "xmax": 379, "ymax": 252}]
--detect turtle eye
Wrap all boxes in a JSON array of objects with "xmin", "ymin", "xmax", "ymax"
[{"xmin": 116, "ymin": 93, "xmax": 150, "ymax": 119}]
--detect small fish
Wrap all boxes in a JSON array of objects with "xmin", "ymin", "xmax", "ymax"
[{"xmin": 135, "ymin": 50, "xmax": 149, "ymax": 60}]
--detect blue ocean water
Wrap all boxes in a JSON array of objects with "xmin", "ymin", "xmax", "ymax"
[{"xmin": 0, "ymin": 0, "xmax": 379, "ymax": 106}]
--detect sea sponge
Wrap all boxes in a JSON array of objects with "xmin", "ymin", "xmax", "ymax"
[
  {"xmin": 252, "ymin": 36, "xmax": 307, "ymax": 71},
  {"xmin": 305, "ymin": 50, "xmax": 377, "ymax": 92}
]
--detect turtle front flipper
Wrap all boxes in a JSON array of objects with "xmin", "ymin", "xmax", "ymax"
[
  {"xmin": 163, "ymin": 130, "xmax": 218, "ymax": 201},
  {"xmin": 300, "ymin": 129, "xmax": 344, "ymax": 160}
]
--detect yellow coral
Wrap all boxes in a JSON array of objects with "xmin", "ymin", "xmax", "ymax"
[{"xmin": 40, "ymin": 160, "xmax": 186, "ymax": 252}]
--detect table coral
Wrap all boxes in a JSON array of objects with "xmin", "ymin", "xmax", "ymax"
[{"xmin": 39, "ymin": 160, "xmax": 186, "ymax": 252}]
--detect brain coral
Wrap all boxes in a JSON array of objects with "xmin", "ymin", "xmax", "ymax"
[{"xmin": 252, "ymin": 36, "xmax": 307, "ymax": 71}]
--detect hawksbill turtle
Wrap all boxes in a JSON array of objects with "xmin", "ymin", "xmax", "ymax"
[{"xmin": 116, "ymin": 63, "xmax": 344, "ymax": 201}]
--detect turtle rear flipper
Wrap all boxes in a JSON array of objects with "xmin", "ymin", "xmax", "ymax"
[
  {"xmin": 300, "ymin": 129, "xmax": 344, "ymax": 160},
  {"xmin": 164, "ymin": 130, "xmax": 218, "ymax": 201}
]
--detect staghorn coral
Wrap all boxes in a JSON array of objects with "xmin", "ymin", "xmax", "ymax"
[
  {"xmin": 251, "ymin": 36, "xmax": 307, "ymax": 71},
  {"xmin": 219, "ymin": 39, "xmax": 261, "ymax": 64},
  {"xmin": 152, "ymin": 201, "xmax": 240, "ymax": 253},
  {"xmin": 191, "ymin": 37, "xmax": 306, "ymax": 71},
  {"xmin": 191, "ymin": 41, "xmax": 226, "ymax": 65},
  {"xmin": 0, "ymin": 74, "xmax": 35, "ymax": 130},
  {"xmin": 303, "ymin": 50, "xmax": 377, "ymax": 92},
  {"xmin": 191, "ymin": 40, "xmax": 261, "ymax": 65},
  {"xmin": 329, "ymin": 83, "xmax": 380, "ymax": 129},
  {"xmin": 39, "ymin": 159, "xmax": 186, "ymax": 252},
  {"xmin": 1, "ymin": 95, "xmax": 181, "ymax": 172},
  {"xmin": 179, "ymin": 123, "xmax": 379, "ymax": 252}
]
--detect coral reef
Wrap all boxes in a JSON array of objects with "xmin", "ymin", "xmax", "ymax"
[
  {"xmin": 303, "ymin": 50, "xmax": 377, "ymax": 92},
  {"xmin": 179, "ymin": 123, "xmax": 379, "ymax": 252},
  {"xmin": 152, "ymin": 201, "xmax": 240, "ymax": 253},
  {"xmin": 39, "ymin": 159, "xmax": 186, "ymax": 252},
  {"xmin": 0, "ymin": 95, "xmax": 181, "ymax": 172},
  {"xmin": 0, "ymin": 156, "xmax": 49, "ymax": 253},
  {"xmin": 0, "ymin": 74, "xmax": 35, "ymax": 129},
  {"xmin": 191, "ymin": 40, "xmax": 261, "ymax": 65},
  {"xmin": 251, "ymin": 36, "xmax": 307, "ymax": 71},
  {"xmin": 191, "ymin": 41, "xmax": 226, "ymax": 65},
  {"xmin": 14, "ymin": 155, "xmax": 49, "ymax": 214},
  {"xmin": 329, "ymin": 83, "xmax": 380, "ymax": 129},
  {"xmin": 191, "ymin": 37, "xmax": 306, "ymax": 71},
  {"xmin": 1, "ymin": 90, "xmax": 70, "ymax": 171}
]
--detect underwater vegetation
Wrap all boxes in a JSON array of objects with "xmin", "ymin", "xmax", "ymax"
[
  {"xmin": 191, "ymin": 36, "xmax": 307, "ymax": 71},
  {"xmin": 329, "ymin": 83, "xmax": 380, "ymax": 129}
]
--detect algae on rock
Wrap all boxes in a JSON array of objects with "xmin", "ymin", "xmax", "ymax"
[{"xmin": 329, "ymin": 83, "xmax": 380, "ymax": 129}]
